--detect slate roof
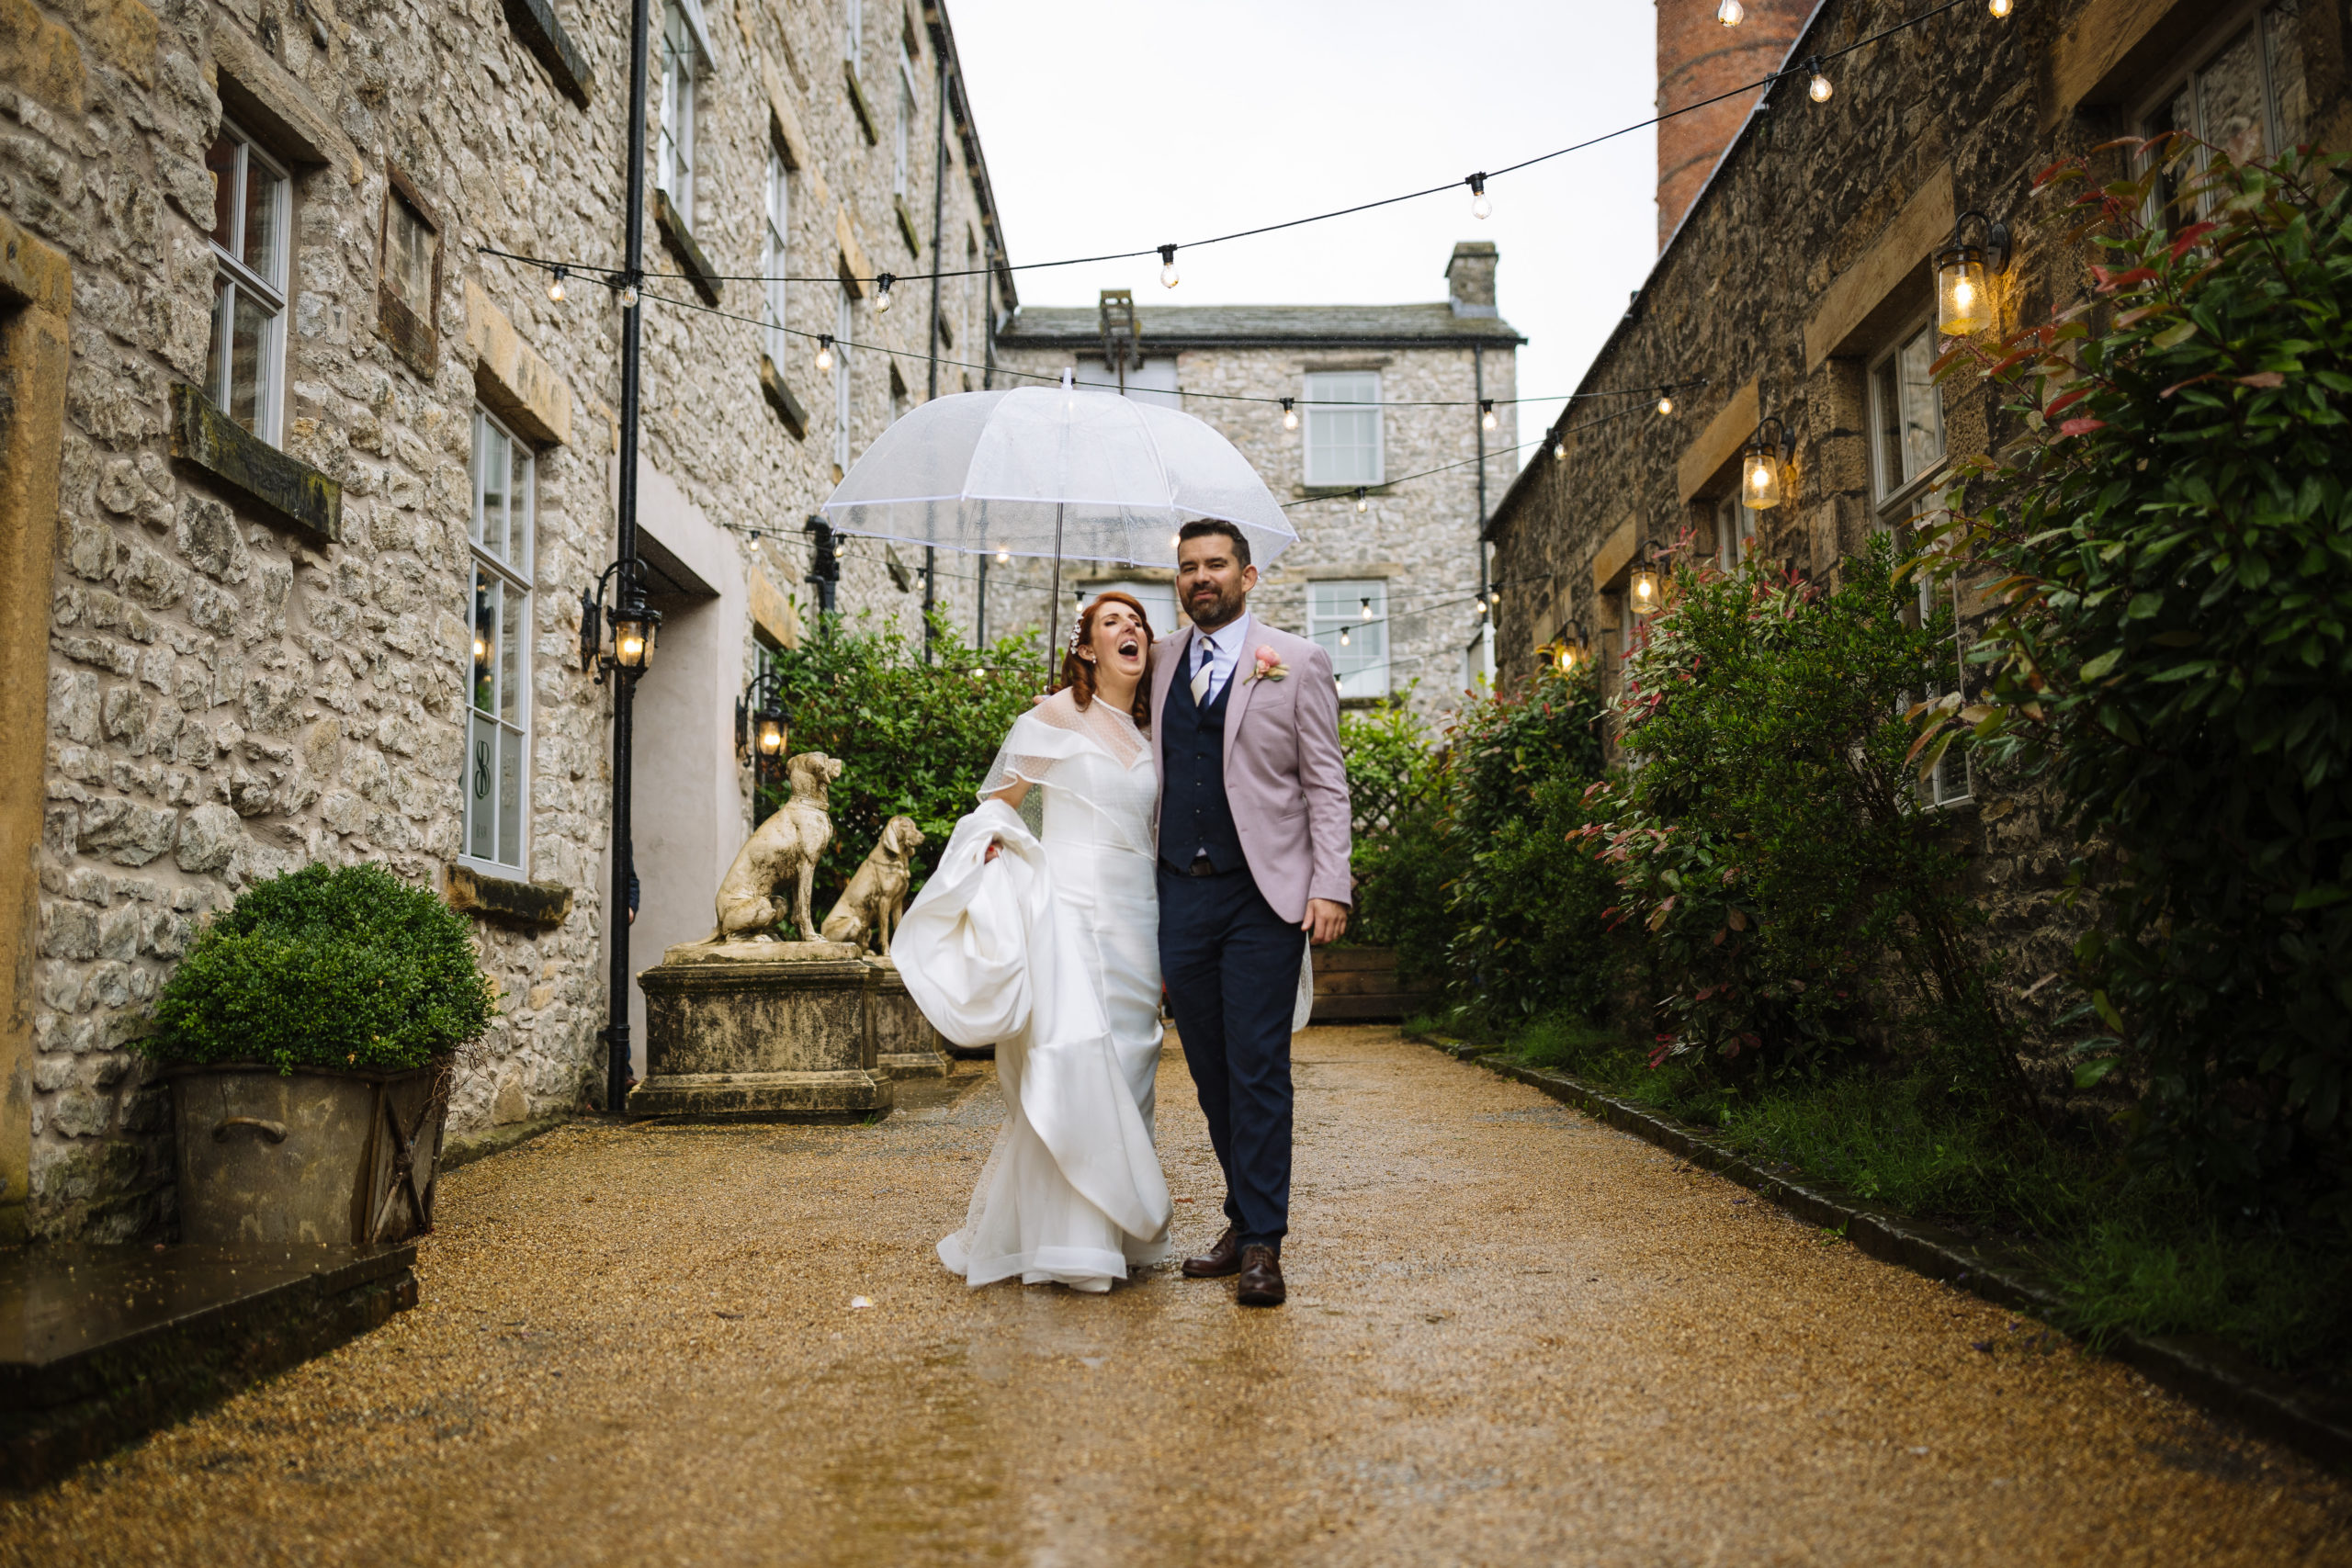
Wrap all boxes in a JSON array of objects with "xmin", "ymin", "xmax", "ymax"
[{"xmin": 995, "ymin": 302, "xmax": 1525, "ymax": 352}]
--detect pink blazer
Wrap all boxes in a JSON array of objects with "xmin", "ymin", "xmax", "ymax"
[{"xmin": 1148, "ymin": 615, "xmax": 1353, "ymax": 924}]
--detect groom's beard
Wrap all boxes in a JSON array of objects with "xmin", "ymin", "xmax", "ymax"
[{"xmin": 1185, "ymin": 583, "xmax": 1246, "ymax": 630}]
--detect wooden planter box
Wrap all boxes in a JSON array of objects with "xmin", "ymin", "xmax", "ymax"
[
  {"xmin": 167, "ymin": 1060, "xmax": 450, "ymax": 1247},
  {"xmin": 1310, "ymin": 946, "xmax": 1437, "ymax": 1024}
]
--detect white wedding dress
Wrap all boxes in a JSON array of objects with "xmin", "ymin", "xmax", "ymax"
[{"xmin": 895, "ymin": 691, "xmax": 1173, "ymax": 1292}]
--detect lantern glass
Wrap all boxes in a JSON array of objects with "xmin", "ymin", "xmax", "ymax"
[
  {"xmin": 1629, "ymin": 568, "xmax": 1661, "ymax": 617},
  {"xmin": 1741, "ymin": 446, "xmax": 1784, "ymax": 510},
  {"xmin": 613, "ymin": 611, "xmax": 653, "ymax": 671},
  {"xmin": 756, "ymin": 713, "xmax": 786, "ymax": 755},
  {"xmin": 1937, "ymin": 248, "xmax": 1992, "ymax": 336}
]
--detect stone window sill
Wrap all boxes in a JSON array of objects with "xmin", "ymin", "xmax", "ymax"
[
  {"xmin": 760, "ymin": 355, "xmax": 809, "ymax": 439},
  {"xmin": 844, "ymin": 60, "xmax": 878, "ymax": 144},
  {"xmin": 894, "ymin": 193, "xmax": 922, "ymax": 257},
  {"xmin": 654, "ymin": 188, "xmax": 723, "ymax": 306},
  {"xmin": 445, "ymin": 863, "xmax": 574, "ymax": 929},
  {"xmin": 498, "ymin": 0, "xmax": 594, "ymax": 107},
  {"xmin": 168, "ymin": 382, "xmax": 341, "ymax": 544},
  {"xmin": 1297, "ymin": 482, "xmax": 1396, "ymax": 500}
]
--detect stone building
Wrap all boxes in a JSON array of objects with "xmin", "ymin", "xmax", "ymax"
[
  {"xmin": 1485, "ymin": 0, "xmax": 2346, "ymax": 1028},
  {"xmin": 0, "ymin": 0, "xmax": 1017, "ymax": 1241},
  {"xmin": 992, "ymin": 242, "xmax": 1523, "ymax": 725}
]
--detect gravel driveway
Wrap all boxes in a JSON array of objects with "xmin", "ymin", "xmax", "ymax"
[{"xmin": 4, "ymin": 1024, "xmax": 2346, "ymax": 1566}]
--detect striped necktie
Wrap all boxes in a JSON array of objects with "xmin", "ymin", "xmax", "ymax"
[{"xmin": 1190, "ymin": 636, "xmax": 1215, "ymax": 705}]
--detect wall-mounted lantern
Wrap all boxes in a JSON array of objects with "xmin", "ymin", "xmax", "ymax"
[
  {"xmin": 1935, "ymin": 209, "xmax": 2011, "ymax": 338},
  {"xmin": 1741, "ymin": 416, "xmax": 1797, "ymax": 511},
  {"xmin": 736, "ymin": 668, "xmax": 792, "ymax": 790},
  {"xmin": 579, "ymin": 558, "xmax": 662, "ymax": 683}
]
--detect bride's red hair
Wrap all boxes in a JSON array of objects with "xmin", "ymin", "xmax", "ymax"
[{"xmin": 1056, "ymin": 592, "xmax": 1156, "ymax": 729}]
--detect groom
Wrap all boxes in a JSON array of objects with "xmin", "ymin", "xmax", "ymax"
[{"xmin": 1151, "ymin": 520, "xmax": 1351, "ymax": 1308}]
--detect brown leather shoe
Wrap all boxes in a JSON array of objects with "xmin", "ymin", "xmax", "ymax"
[
  {"xmin": 1235, "ymin": 1245, "xmax": 1285, "ymax": 1307},
  {"xmin": 1182, "ymin": 1225, "xmax": 1242, "ymax": 1279}
]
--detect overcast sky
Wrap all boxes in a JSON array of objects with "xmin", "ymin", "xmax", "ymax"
[{"xmin": 950, "ymin": 0, "xmax": 1661, "ymax": 463}]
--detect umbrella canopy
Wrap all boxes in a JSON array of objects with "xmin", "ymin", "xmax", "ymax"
[{"xmin": 819, "ymin": 385, "xmax": 1296, "ymax": 570}]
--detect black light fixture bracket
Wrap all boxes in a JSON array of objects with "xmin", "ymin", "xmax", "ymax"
[
  {"xmin": 1941, "ymin": 209, "xmax": 2013, "ymax": 276},
  {"xmin": 578, "ymin": 557, "xmax": 663, "ymax": 684}
]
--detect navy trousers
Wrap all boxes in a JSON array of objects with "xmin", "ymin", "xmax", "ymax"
[{"xmin": 1157, "ymin": 863, "xmax": 1306, "ymax": 1252}]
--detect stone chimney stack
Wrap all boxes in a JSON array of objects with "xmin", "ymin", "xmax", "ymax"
[
  {"xmin": 1446, "ymin": 241, "xmax": 1498, "ymax": 317},
  {"xmin": 1656, "ymin": 0, "xmax": 1809, "ymax": 249}
]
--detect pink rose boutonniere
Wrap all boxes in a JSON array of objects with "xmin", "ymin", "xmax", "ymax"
[{"xmin": 1246, "ymin": 644, "xmax": 1289, "ymax": 685}]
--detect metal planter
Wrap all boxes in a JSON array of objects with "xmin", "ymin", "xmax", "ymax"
[{"xmin": 167, "ymin": 1060, "xmax": 451, "ymax": 1247}]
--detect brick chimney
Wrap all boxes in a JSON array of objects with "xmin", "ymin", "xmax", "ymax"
[
  {"xmin": 1656, "ymin": 0, "xmax": 1809, "ymax": 249},
  {"xmin": 1446, "ymin": 241, "xmax": 1498, "ymax": 317}
]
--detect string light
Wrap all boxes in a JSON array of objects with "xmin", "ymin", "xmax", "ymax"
[
  {"xmin": 995, "ymin": 548, "xmax": 1010, "ymax": 564},
  {"xmin": 1716, "ymin": 0, "xmax": 1744, "ymax": 24},
  {"xmin": 1360, "ymin": 596, "xmax": 1374, "ymax": 621},
  {"xmin": 1467, "ymin": 173, "xmax": 1491, "ymax": 221},
  {"xmin": 1988, "ymin": 0, "xmax": 2010, "ymax": 13},
  {"xmin": 547, "ymin": 265, "xmax": 567, "ymax": 303},
  {"xmin": 814, "ymin": 334, "xmax": 835, "ymax": 373},
  {"xmin": 1807, "ymin": 59, "xmax": 1833, "ymax": 102},
  {"xmin": 1340, "ymin": 626, "xmax": 1351, "ymax": 647},
  {"xmin": 1354, "ymin": 488, "xmax": 1369, "ymax": 513},
  {"xmin": 1281, "ymin": 397, "xmax": 1298, "ymax": 431},
  {"xmin": 874, "ymin": 272, "xmax": 895, "ymax": 313},
  {"xmin": 1480, "ymin": 400, "xmax": 1498, "ymax": 432},
  {"xmin": 1553, "ymin": 436, "xmax": 1566, "ymax": 461},
  {"xmin": 1159, "ymin": 244, "xmax": 1179, "ymax": 288},
  {"xmin": 1657, "ymin": 389, "xmax": 1675, "ymax": 416},
  {"xmin": 618, "ymin": 281, "xmax": 639, "ymax": 308}
]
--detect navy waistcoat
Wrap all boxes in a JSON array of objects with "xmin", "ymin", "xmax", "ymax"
[{"xmin": 1159, "ymin": 655, "xmax": 1246, "ymax": 874}]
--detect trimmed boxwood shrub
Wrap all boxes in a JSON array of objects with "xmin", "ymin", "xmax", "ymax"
[{"xmin": 142, "ymin": 863, "xmax": 497, "ymax": 1074}]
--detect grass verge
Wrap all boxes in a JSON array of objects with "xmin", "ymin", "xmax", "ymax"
[{"xmin": 1416, "ymin": 1008, "xmax": 2352, "ymax": 1380}]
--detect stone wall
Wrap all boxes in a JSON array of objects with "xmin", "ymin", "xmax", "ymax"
[
  {"xmin": 1487, "ymin": 0, "xmax": 2352, "ymax": 1052},
  {"xmin": 7, "ymin": 0, "xmax": 1012, "ymax": 1237}
]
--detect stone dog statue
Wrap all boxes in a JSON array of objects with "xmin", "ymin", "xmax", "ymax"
[
  {"xmin": 713, "ymin": 751, "xmax": 842, "ymax": 942},
  {"xmin": 820, "ymin": 815, "xmax": 926, "ymax": 956}
]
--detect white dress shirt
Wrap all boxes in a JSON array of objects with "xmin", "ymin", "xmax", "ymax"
[{"xmin": 1188, "ymin": 613, "xmax": 1250, "ymax": 705}]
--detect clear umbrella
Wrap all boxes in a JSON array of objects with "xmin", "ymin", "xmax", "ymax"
[{"xmin": 820, "ymin": 379, "xmax": 1296, "ymax": 675}]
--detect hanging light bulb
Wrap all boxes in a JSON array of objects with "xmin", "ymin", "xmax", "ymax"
[
  {"xmin": 1159, "ymin": 244, "xmax": 1179, "ymax": 288},
  {"xmin": 1353, "ymin": 488, "xmax": 1369, "ymax": 513},
  {"xmin": 547, "ymin": 265, "xmax": 567, "ymax": 303},
  {"xmin": 1488, "ymin": 588, "xmax": 1501, "ymax": 607},
  {"xmin": 618, "ymin": 281, "xmax": 639, "ymax": 309},
  {"xmin": 1480, "ymin": 400, "xmax": 1498, "ymax": 432},
  {"xmin": 1467, "ymin": 173, "xmax": 1491, "ymax": 221},
  {"xmin": 1657, "ymin": 389, "xmax": 1675, "ymax": 417},
  {"xmin": 1988, "ymin": 0, "xmax": 2011, "ymax": 14},
  {"xmin": 873, "ymin": 272, "xmax": 895, "ymax": 313},
  {"xmin": 1281, "ymin": 397, "xmax": 1298, "ymax": 431},
  {"xmin": 1630, "ymin": 564, "xmax": 1661, "ymax": 616},
  {"xmin": 1359, "ymin": 596, "xmax": 1374, "ymax": 621},
  {"xmin": 1716, "ymin": 0, "xmax": 1744, "ymax": 24},
  {"xmin": 1340, "ymin": 626, "xmax": 1351, "ymax": 648},
  {"xmin": 994, "ymin": 547, "xmax": 1010, "ymax": 564},
  {"xmin": 1807, "ymin": 60, "xmax": 1833, "ymax": 102},
  {"xmin": 1476, "ymin": 598, "xmax": 1488, "ymax": 618},
  {"xmin": 1554, "ymin": 434, "xmax": 1567, "ymax": 461},
  {"xmin": 814, "ymin": 334, "xmax": 835, "ymax": 373}
]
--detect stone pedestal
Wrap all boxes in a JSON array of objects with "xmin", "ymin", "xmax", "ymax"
[
  {"xmin": 628, "ymin": 940, "xmax": 892, "ymax": 1122},
  {"xmin": 865, "ymin": 958, "xmax": 951, "ymax": 1079}
]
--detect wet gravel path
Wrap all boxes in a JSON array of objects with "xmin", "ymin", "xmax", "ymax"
[{"xmin": 5, "ymin": 1024, "xmax": 2348, "ymax": 1566}]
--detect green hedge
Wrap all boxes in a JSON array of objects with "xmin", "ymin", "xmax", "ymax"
[{"xmin": 143, "ymin": 863, "xmax": 496, "ymax": 1074}]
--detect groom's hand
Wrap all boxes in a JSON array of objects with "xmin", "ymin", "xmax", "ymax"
[{"xmin": 1302, "ymin": 898, "xmax": 1348, "ymax": 946}]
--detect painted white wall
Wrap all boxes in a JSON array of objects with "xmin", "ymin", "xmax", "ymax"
[{"xmin": 603, "ymin": 457, "xmax": 751, "ymax": 1076}]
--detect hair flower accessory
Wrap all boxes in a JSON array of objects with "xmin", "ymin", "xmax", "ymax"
[{"xmin": 1245, "ymin": 644, "xmax": 1288, "ymax": 684}]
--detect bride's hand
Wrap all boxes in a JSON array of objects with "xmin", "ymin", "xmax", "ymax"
[{"xmin": 983, "ymin": 839, "xmax": 1001, "ymax": 863}]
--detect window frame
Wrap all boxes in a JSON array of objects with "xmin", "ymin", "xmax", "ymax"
[
  {"xmin": 1302, "ymin": 370, "xmax": 1384, "ymax": 489},
  {"xmin": 762, "ymin": 141, "xmax": 790, "ymax": 368},
  {"xmin": 843, "ymin": 0, "xmax": 862, "ymax": 70},
  {"xmin": 205, "ymin": 119, "xmax": 291, "ymax": 447},
  {"xmin": 656, "ymin": 0, "xmax": 707, "ymax": 224},
  {"xmin": 893, "ymin": 43, "xmax": 917, "ymax": 197},
  {"xmin": 1713, "ymin": 488, "xmax": 1755, "ymax": 573},
  {"xmin": 2132, "ymin": 0, "xmax": 2308, "ymax": 227},
  {"xmin": 1868, "ymin": 310, "xmax": 1948, "ymax": 518},
  {"xmin": 461, "ymin": 408, "xmax": 537, "ymax": 875},
  {"xmin": 1309, "ymin": 578, "xmax": 1391, "ymax": 700}
]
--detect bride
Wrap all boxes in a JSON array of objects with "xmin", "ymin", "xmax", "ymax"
[{"xmin": 894, "ymin": 592, "xmax": 1172, "ymax": 1292}]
